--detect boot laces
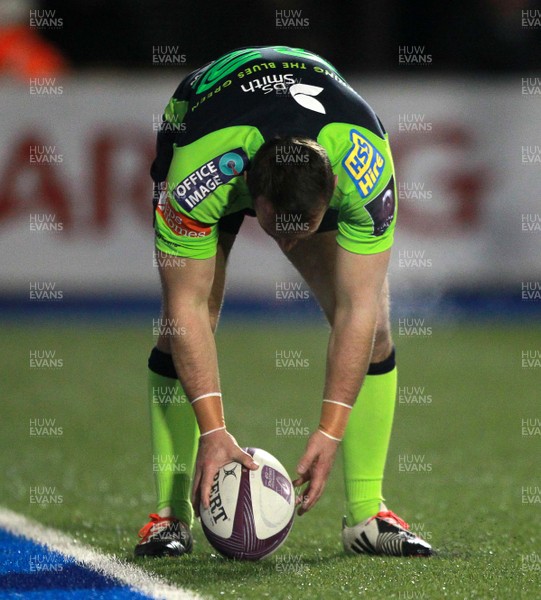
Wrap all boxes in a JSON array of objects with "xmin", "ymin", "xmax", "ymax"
[
  {"xmin": 371, "ymin": 510, "xmax": 410, "ymax": 530},
  {"xmin": 138, "ymin": 513, "xmax": 177, "ymax": 540}
]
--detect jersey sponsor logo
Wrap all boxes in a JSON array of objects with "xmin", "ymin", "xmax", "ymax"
[
  {"xmin": 218, "ymin": 152, "xmax": 245, "ymax": 176},
  {"xmin": 173, "ymin": 148, "xmax": 248, "ymax": 212},
  {"xmin": 158, "ymin": 198, "xmax": 211, "ymax": 237},
  {"xmin": 241, "ymin": 73, "xmax": 297, "ymax": 94},
  {"xmin": 240, "ymin": 75, "xmax": 326, "ymax": 113},
  {"xmin": 343, "ymin": 129, "xmax": 386, "ymax": 198},
  {"xmin": 364, "ymin": 177, "xmax": 395, "ymax": 237},
  {"xmin": 289, "ymin": 83, "xmax": 326, "ymax": 114}
]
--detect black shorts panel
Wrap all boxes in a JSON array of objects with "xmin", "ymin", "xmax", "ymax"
[{"xmin": 218, "ymin": 208, "xmax": 338, "ymax": 236}]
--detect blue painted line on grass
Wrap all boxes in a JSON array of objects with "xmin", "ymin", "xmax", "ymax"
[{"xmin": 0, "ymin": 528, "xmax": 151, "ymax": 599}]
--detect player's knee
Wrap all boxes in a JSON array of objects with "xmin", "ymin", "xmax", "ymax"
[
  {"xmin": 148, "ymin": 346, "xmax": 177, "ymax": 378},
  {"xmin": 155, "ymin": 332, "xmax": 171, "ymax": 354},
  {"xmin": 371, "ymin": 326, "xmax": 393, "ymax": 364},
  {"xmin": 207, "ymin": 299, "xmax": 222, "ymax": 334},
  {"xmin": 368, "ymin": 345, "xmax": 396, "ymax": 375}
]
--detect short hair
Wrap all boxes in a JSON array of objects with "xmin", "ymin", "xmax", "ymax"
[{"xmin": 247, "ymin": 136, "xmax": 335, "ymax": 222}]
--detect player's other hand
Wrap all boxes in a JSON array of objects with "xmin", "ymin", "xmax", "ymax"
[
  {"xmin": 192, "ymin": 429, "xmax": 259, "ymax": 516},
  {"xmin": 293, "ymin": 430, "xmax": 340, "ymax": 516}
]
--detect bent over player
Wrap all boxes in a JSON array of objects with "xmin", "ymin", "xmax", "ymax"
[{"xmin": 135, "ymin": 46, "xmax": 432, "ymax": 558}]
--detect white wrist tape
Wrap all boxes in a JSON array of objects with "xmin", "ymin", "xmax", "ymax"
[
  {"xmin": 199, "ymin": 425, "xmax": 227, "ymax": 438},
  {"xmin": 317, "ymin": 428, "xmax": 342, "ymax": 442},
  {"xmin": 191, "ymin": 392, "xmax": 222, "ymax": 404},
  {"xmin": 323, "ymin": 399, "xmax": 353, "ymax": 410}
]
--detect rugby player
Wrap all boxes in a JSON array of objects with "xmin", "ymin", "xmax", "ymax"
[{"xmin": 135, "ymin": 46, "xmax": 432, "ymax": 558}]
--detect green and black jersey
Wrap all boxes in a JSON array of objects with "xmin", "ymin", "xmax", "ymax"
[{"xmin": 151, "ymin": 45, "xmax": 397, "ymax": 259}]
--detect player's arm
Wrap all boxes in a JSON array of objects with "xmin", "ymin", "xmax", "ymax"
[
  {"xmin": 294, "ymin": 247, "xmax": 390, "ymax": 514},
  {"xmin": 158, "ymin": 253, "xmax": 219, "ymax": 398},
  {"xmin": 158, "ymin": 253, "xmax": 258, "ymax": 511},
  {"xmin": 325, "ymin": 246, "xmax": 391, "ymax": 405}
]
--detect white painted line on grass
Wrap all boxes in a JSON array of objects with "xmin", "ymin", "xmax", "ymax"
[{"xmin": 0, "ymin": 507, "xmax": 204, "ymax": 600}]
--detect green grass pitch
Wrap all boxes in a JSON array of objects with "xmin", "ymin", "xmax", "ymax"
[{"xmin": 1, "ymin": 319, "xmax": 539, "ymax": 599}]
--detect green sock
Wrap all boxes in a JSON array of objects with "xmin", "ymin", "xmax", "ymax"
[
  {"xmin": 342, "ymin": 358, "xmax": 397, "ymax": 526},
  {"xmin": 148, "ymin": 367, "xmax": 199, "ymax": 527}
]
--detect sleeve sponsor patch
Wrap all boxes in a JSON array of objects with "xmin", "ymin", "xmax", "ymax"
[
  {"xmin": 172, "ymin": 148, "xmax": 248, "ymax": 212},
  {"xmin": 157, "ymin": 198, "xmax": 212, "ymax": 237},
  {"xmin": 342, "ymin": 129, "xmax": 385, "ymax": 198},
  {"xmin": 363, "ymin": 177, "xmax": 395, "ymax": 237}
]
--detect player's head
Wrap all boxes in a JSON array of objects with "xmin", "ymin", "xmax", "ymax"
[{"xmin": 247, "ymin": 137, "xmax": 336, "ymax": 251}]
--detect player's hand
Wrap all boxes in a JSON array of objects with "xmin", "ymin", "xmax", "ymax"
[
  {"xmin": 192, "ymin": 429, "xmax": 259, "ymax": 517},
  {"xmin": 293, "ymin": 430, "xmax": 340, "ymax": 516}
]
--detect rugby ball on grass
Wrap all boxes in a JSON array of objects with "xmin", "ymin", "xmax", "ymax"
[{"xmin": 200, "ymin": 447, "xmax": 295, "ymax": 560}]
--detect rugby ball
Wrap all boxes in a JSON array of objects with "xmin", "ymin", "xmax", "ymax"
[{"xmin": 200, "ymin": 448, "xmax": 295, "ymax": 560}]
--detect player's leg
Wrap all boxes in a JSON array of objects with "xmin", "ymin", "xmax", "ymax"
[
  {"xmin": 279, "ymin": 224, "xmax": 431, "ymax": 556},
  {"xmin": 136, "ymin": 229, "xmax": 237, "ymax": 557},
  {"xmin": 151, "ymin": 232, "xmax": 234, "ymax": 510}
]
